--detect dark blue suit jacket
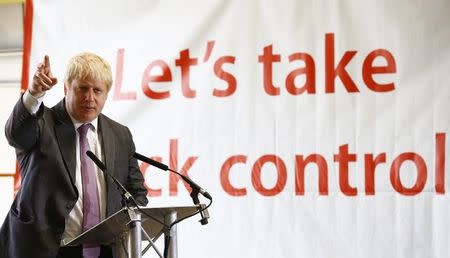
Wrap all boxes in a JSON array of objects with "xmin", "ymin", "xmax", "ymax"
[{"xmin": 0, "ymin": 97, "xmax": 148, "ymax": 258}]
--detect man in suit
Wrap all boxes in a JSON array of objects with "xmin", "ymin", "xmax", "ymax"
[{"xmin": 0, "ymin": 53, "xmax": 148, "ymax": 258}]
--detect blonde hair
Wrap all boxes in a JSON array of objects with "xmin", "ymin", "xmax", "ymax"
[{"xmin": 65, "ymin": 52, "xmax": 113, "ymax": 91}]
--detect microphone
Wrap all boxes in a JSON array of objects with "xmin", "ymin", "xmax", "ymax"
[
  {"xmin": 133, "ymin": 152, "xmax": 212, "ymax": 200},
  {"xmin": 133, "ymin": 152, "xmax": 211, "ymax": 225},
  {"xmin": 86, "ymin": 150, "xmax": 133, "ymax": 204}
]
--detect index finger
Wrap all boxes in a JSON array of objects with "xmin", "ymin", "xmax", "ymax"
[
  {"xmin": 43, "ymin": 55, "xmax": 54, "ymax": 76},
  {"xmin": 44, "ymin": 55, "xmax": 51, "ymax": 69}
]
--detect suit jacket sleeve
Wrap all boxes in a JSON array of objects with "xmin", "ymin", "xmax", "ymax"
[
  {"xmin": 124, "ymin": 127, "xmax": 149, "ymax": 206},
  {"xmin": 5, "ymin": 95, "xmax": 44, "ymax": 153}
]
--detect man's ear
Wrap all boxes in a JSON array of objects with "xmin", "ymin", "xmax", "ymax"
[{"xmin": 64, "ymin": 82, "xmax": 68, "ymax": 95}]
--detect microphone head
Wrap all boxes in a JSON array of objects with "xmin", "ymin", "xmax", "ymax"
[
  {"xmin": 133, "ymin": 152, "xmax": 168, "ymax": 171},
  {"xmin": 86, "ymin": 150, "xmax": 106, "ymax": 171},
  {"xmin": 202, "ymin": 191, "xmax": 213, "ymax": 200}
]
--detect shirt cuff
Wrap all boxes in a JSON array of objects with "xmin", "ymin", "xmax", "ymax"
[{"xmin": 23, "ymin": 90, "xmax": 45, "ymax": 114}]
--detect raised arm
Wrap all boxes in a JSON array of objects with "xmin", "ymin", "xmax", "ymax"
[{"xmin": 5, "ymin": 55, "xmax": 58, "ymax": 151}]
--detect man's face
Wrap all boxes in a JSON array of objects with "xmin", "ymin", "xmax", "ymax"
[{"xmin": 64, "ymin": 78, "xmax": 108, "ymax": 123}]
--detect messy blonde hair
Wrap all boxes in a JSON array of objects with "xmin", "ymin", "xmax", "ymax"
[{"xmin": 65, "ymin": 52, "xmax": 113, "ymax": 91}]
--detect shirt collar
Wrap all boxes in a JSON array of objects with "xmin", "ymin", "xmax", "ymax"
[{"xmin": 69, "ymin": 115, "xmax": 99, "ymax": 132}]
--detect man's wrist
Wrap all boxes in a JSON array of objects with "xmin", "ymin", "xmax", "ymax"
[
  {"xmin": 28, "ymin": 89, "xmax": 45, "ymax": 99},
  {"xmin": 23, "ymin": 89, "xmax": 45, "ymax": 114}
]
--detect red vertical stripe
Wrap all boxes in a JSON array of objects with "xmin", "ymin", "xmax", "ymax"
[
  {"xmin": 21, "ymin": 0, "xmax": 33, "ymax": 93},
  {"xmin": 14, "ymin": 0, "xmax": 34, "ymax": 194}
]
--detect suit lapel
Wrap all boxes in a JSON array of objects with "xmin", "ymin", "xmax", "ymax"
[
  {"xmin": 53, "ymin": 100, "xmax": 77, "ymax": 187},
  {"xmin": 98, "ymin": 115, "xmax": 116, "ymax": 179},
  {"xmin": 98, "ymin": 115, "xmax": 118, "ymax": 215}
]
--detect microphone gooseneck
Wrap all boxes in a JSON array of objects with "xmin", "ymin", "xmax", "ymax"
[
  {"xmin": 133, "ymin": 152, "xmax": 212, "ymax": 200},
  {"xmin": 133, "ymin": 152, "xmax": 212, "ymax": 225}
]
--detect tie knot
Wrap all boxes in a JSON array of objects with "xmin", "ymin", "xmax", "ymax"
[{"xmin": 77, "ymin": 123, "xmax": 93, "ymax": 137}]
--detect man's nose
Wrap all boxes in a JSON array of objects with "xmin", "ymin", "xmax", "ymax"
[{"xmin": 85, "ymin": 89, "xmax": 95, "ymax": 101}]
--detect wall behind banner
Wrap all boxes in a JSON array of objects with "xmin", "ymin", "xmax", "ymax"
[{"xmin": 1, "ymin": 1, "xmax": 450, "ymax": 257}]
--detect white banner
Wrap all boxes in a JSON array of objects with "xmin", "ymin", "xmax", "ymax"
[{"xmin": 22, "ymin": 0, "xmax": 450, "ymax": 257}]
